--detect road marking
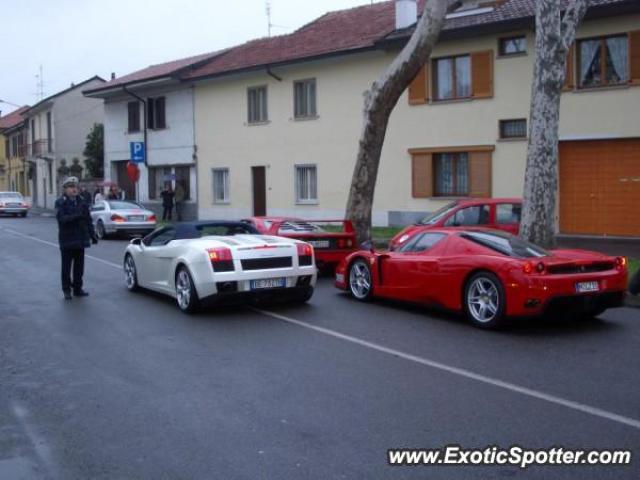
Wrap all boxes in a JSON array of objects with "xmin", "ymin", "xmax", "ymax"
[
  {"xmin": 252, "ymin": 307, "xmax": 640, "ymax": 431},
  {"xmin": 4, "ymin": 225, "xmax": 639, "ymax": 431},
  {"xmin": 1, "ymin": 227, "xmax": 121, "ymax": 270}
]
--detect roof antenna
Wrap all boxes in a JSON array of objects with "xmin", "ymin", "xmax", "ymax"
[
  {"xmin": 266, "ymin": 1, "xmax": 272, "ymax": 37},
  {"xmin": 35, "ymin": 64, "xmax": 45, "ymax": 101}
]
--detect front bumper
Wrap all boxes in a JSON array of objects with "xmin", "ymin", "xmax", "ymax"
[{"xmin": 0, "ymin": 207, "xmax": 28, "ymax": 214}]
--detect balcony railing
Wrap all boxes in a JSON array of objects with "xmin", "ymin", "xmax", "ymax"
[{"xmin": 28, "ymin": 140, "xmax": 50, "ymax": 156}]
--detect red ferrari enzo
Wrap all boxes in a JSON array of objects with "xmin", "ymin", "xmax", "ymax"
[
  {"xmin": 335, "ymin": 228, "xmax": 627, "ymax": 329},
  {"xmin": 243, "ymin": 217, "xmax": 357, "ymax": 269}
]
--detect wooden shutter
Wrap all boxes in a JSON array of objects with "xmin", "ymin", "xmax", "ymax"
[
  {"xmin": 629, "ymin": 30, "xmax": 640, "ymax": 85},
  {"xmin": 563, "ymin": 43, "xmax": 575, "ymax": 91},
  {"xmin": 408, "ymin": 64, "xmax": 429, "ymax": 105},
  {"xmin": 412, "ymin": 153, "xmax": 433, "ymax": 197},
  {"xmin": 471, "ymin": 50, "xmax": 494, "ymax": 98},
  {"xmin": 468, "ymin": 151, "xmax": 492, "ymax": 197}
]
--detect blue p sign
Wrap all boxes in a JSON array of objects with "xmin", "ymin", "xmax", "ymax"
[{"xmin": 130, "ymin": 142, "xmax": 145, "ymax": 163}]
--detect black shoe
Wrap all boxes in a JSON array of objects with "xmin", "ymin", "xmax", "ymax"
[
  {"xmin": 63, "ymin": 291, "xmax": 72, "ymax": 300},
  {"xmin": 73, "ymin": 290, "xmax": 89, "ymax": 297}
]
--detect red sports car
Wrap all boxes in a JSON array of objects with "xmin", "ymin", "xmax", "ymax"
[
  {"xmin": 335, "ymin": 228, "xmax": 627, "ymax": 329},
  {"xmin": 389, "ymin": 198, "xmax": 522, "ymax": 251},
  {"xmin": 243, "ymin": 217, "xmax": 357, "ymax": 269}
]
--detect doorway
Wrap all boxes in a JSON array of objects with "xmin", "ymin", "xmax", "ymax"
[{"xmin": 251, "ymin": 166, "xmax": 266, "ymax": 216}]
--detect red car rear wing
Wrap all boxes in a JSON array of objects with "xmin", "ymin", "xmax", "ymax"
[{"xmin": 266, "ymin": 219, "xmax": 355, "ymax": 236}]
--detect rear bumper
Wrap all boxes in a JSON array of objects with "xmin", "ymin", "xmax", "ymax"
[
  {"xmin": 200, "ymin": 285, "xmax": 313, "ymax": 306},
  {"xmin": 108, "ymin": 222, "xmax": 156, "ymax": 234},
  {"xmin": 506, "ymin": 270, "xmax": 628, "ymax": 317}
]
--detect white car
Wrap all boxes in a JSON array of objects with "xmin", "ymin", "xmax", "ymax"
[
  {"xmin": 123, "ymin": 221, "xmax": 317, "ymax": 313},
  {"xmin": 91, "ymin": 200, "xmax": 156, "ymax": 238},
  {"xmin": 0, "ymin": 191, "xmax": 30, "ymax": 217}
]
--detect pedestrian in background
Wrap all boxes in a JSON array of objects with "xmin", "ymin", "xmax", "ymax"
[
  {"xmin": 55, "ymin": 176, "xmax": 98, "ymax": 300},
  {"xmin": 94, "ymin": 188, "xmax": 104, "ymax": 203},
  {"xmin": 79, "ymin": 185, "xmax": 93, "ymax": 205},
  {"xmin": 161, "ymin": 185, "xmax": 174, "ymax": 221}
]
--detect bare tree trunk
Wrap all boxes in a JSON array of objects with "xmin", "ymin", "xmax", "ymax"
[
  {"xmin": 346, "ymin": 0, "xmax": 460, "ymax": 244},
  {"xmin": 520, "ymin": 0, "xmax": 588, "ymax": 249}
]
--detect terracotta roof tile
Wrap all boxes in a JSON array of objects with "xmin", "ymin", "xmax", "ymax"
[{"xmin": 0, "ymin": 106, "xmax": 29, "ymax": 130}]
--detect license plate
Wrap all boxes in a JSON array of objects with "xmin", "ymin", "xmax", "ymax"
[
  {"xmin": 576, "ymin": 281, "xmax": 599, "ymax": 293},
  {"xmin": 250, "ymin": 278, "xmax": 286, "ymax": 290},
  {"xmin": 309, "ymin": 240, "xmax": 330, "ymax": 248},
  {"xmin": 128, "ymin": 215, "xmax": 145, "ymax": 221}
]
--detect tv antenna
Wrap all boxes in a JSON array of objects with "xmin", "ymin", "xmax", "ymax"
[
  {"xmin": 265, "ymin": 1, "xmax": 287, "ymax": 37},
  {"xmin": 35, "ymin": 65, "xmax": 45, "ymax": 101}
]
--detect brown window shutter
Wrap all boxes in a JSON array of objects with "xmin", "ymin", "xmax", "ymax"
[
  {"xmin": 468, "ymin": 151, "xmax": 492, "ymax": 197},
  {"xmin": 629, "ymin": 30, "xmax": 640, "ymax": 85},
  {"xmin": 408, "ymin": 64, "xmax": 429, "ymax": 105},
  {"xmin": 412, "ymin": 153, "xmax": 433, "ymax": 197},
  {"xmin": 563, "ymin": 44, "xmax": 575, "ymax": 91},
  {"xmin": 471, "ymin": 50, "xmax": 494, "ymax": 98}
]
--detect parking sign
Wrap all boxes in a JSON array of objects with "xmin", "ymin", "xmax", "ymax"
[{"xmin": 130, "ymin": 142, "xmax": 145, "ymax": 163}]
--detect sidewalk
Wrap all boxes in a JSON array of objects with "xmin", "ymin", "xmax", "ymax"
[{"xmin": 29, "ymin": 206, "xmax": 56, "ymax": 218}]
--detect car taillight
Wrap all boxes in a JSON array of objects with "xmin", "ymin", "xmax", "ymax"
[
  {"xmin": 111, "ymin": 214, "xmax": 126, "ymax": 222},
  {"xmin": 523, "ymin": 261, "xmax": 546, "ymax": 275},
  {"xmin": 147, "ymin": 215, "xmax": 157, "ymax": 222},
  {"xmin": 615, "ymin": 256, "xmax": 627, "ymax": 270},
  {"xmin": 297, "ymin": 243, "xmax": 313, "ymax": 257},
  {"xmin": 207, "ymin": 247, "xmax": 234, "ymax": 272}
]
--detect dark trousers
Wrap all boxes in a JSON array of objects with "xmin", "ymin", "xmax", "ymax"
[
  {"xmin": 162, "ymin": 206, "xmax": 173, "ymax": 220},
  {"xmin": 61, "ymin": 248, "xmax": 85, "ymax": 293}
]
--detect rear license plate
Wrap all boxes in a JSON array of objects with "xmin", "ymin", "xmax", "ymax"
[
  {"xmin": 308, "ymin": 240, "xmax": 330, "ymax": 248},
  {"xmin": 128, "ymin": 215, "xmax": 145, "ymax": 221},
  {"xmin": 576, "ymin": 281, "xmax": 599, "ymax": 293},
  {"xmin": 251, "ymin": 278, "xmax": 286, "ymax": 290}
]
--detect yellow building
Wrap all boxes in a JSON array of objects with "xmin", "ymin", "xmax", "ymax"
[{"xmin": 0, "ymin": 106, "xmax": 29, "ymax": 195}]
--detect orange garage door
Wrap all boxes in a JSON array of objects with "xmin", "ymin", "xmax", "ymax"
[{"xmin": 560, "ymin": 139, "xmax": 640, "ymax": 236}]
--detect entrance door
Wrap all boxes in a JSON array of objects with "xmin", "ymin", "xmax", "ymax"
[
  {"xmin": 115, "ymin": 161, "xmax": 136, "ymax": 201},
  {"xmin": 252, "ymin": 166, "xmax": 266, "ymax": 216},
  {"xmin": 559, "ymin": 139, "xmax": 640, "ymax": 236}
]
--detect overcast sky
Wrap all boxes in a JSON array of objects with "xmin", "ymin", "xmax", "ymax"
[{"xmin": 0, "ymin": 0, "xmax": 381, "ymax": 114}]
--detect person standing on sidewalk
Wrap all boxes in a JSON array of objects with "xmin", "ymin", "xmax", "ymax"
[
  {"xmin": 55, "ymin": 176, "xmax": 98, "ymax": 300},
  {"xmin": 160, "ymin": 185, "xmax": 174, "ymax": 221}
]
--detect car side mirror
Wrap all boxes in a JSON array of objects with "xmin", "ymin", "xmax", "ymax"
[{"xmin": 130, "ymin": 237, "xmax": 143, "ymax": 246}]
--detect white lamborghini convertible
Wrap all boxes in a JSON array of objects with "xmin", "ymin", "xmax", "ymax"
[{"xmin": 123, "ymin": 221, "xmax": 317, "ymax": 313}]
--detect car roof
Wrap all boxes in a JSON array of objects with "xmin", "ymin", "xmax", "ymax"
[{"xmin": 454, "ymin": 197, "xmax": 521, "ymax": 207}]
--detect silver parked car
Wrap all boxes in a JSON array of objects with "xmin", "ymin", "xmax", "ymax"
[
  {"xmin": 91, "ymin": 200, "xmax": 157, "ymax": 239},
  {"xmin": 0, "ymin": 191, "xmax": 30, "ymax": 217}
]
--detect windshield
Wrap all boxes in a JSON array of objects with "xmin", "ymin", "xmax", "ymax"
[
  {"xmin": 0, "ymin": 192, "xmax": 23, "ymax": 200},
  {"xmin": 461, "ymin": 231, "xmax": 549, "ymax": 258},
  {"xmin": 418, "ymin": 202, "xmax": 458, "ymax": 225},
  {"xmin": 108, "ymin": 201, "xmax": 144, "ymax": 210}
]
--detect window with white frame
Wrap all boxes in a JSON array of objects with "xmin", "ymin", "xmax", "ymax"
[
  {"xmin": 294, "ymin": 79, "xmax": 317, "ymax": 118},
  {"xmin": 295, "ymin": 165, "xmax": 317, "ymax": 204},
  {"xmin": 247, "ymin": 86, "xmax": 268, "ymax": 124},
  {"xmin": 212, "ymin": 168, "xmax": 230, "ymax": 203}
]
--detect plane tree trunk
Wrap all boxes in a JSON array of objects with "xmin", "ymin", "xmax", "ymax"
[
  {"xmin": 346, "ymin": 0, "xmax": 460, "ymax": 244},
  {"xmin": 520, "ymin": 0, "xmax": 588, "ymax": 248}
]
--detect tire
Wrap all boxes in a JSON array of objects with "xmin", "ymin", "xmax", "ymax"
[
  {"xmin": 96, "ymin": 220, "xmax": 107, "ymax": 240},
  {"xmin": 175, "ymin": 266, "xmax": 199, "ymax": 314},
  {"xmin": 348, "ymin": 258, "xmax": 374, "ymax": 302},
  {"xmin": 294, "ymin": 287, "xmax": 314, "ymax": 303},
  {"xmin": 123, "ymin": 254, "xmax": 140, "ymax": 292},
  {"xmin": 20, "ymin": 212, "xmax": 27, "ymax": 218},
  {"xmin": 463, "ymin": 272, "xmax": 506, "ymax": 329}
]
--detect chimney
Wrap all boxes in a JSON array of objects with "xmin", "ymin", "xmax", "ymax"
[
  {"xmin": 111, "ymin": 72, "xmax": 116, "ymax": 80},
  {"xmin": 395, "ymin": 0, "xmax": 417, "ymax": 30}
]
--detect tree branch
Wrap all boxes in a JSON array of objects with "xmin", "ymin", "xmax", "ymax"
[{"xmin": 560, "ymin": 0, "xmax": 589, "ymax": 52}]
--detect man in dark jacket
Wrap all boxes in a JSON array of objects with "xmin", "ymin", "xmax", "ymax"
[
  {"xmin": 160, "ymin": 185, "xmax": 174, "ymax": 221},
  {"xmin": 55, "ymin": 176, "xmax": 98, "ymax": 300}
]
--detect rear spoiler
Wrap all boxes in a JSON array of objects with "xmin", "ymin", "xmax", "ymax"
[{"xmin": 266, "ymin": 219, "xmax": 355, "ymax": 235}]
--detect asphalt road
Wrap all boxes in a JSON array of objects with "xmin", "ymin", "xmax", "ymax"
[{"xmin": 1, "ymin": 215, "xmax": 639, "ymax": 480}]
